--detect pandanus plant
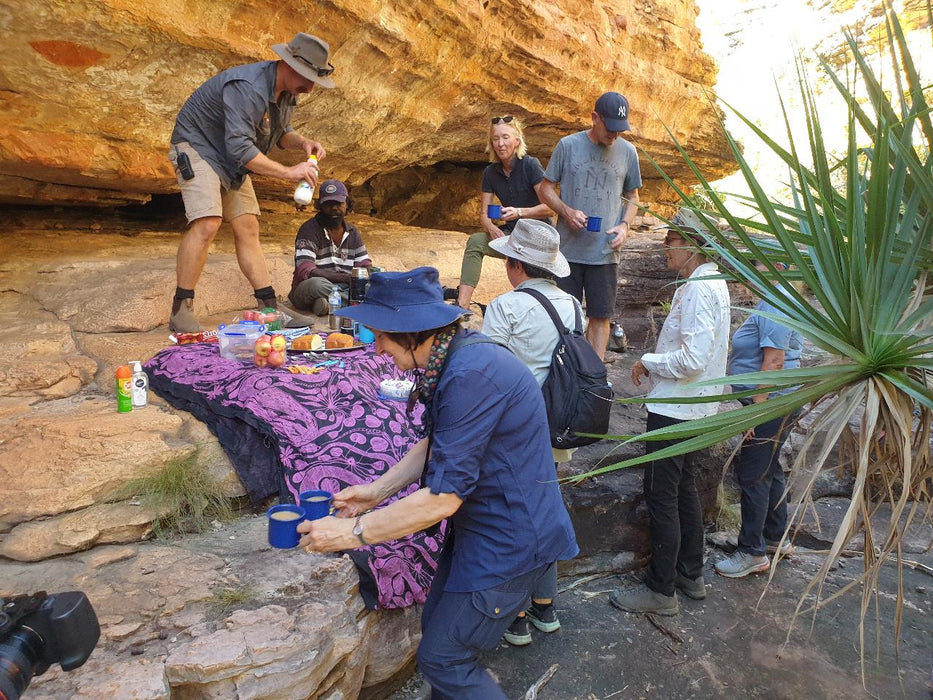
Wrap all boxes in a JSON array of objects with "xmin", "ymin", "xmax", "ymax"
[{"xmin": 588, "ymin": 3, "xmax": 932, "ymax": 670}]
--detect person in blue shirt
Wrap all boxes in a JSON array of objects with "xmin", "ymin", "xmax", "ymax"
[
  {"xmin": 298, "ymin": 266, "xmax": 578, "ymax": 699},
  {"xmin": 715, "ymin": 262, "xmax": 803, "ymax": 578}
]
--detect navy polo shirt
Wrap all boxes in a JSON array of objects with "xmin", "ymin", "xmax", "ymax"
[
  {"xmin": 481, "ymin": 156, "xmax": 550, "ymax": 233},
  {"xmin": 425, "ymin": 330, "xmax": 579, "ymax": 592}
]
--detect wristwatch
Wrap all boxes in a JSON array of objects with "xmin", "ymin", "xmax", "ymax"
[{"xmin": 352, "ymin": 514, "xmax": 368, "ymax": 546}]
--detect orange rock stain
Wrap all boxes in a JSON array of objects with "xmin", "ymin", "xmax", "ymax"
[{"xmin": 29, "ymin": 40, "xmax": 109, "ymax": 69}]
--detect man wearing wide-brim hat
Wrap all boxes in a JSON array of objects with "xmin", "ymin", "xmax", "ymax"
[
  {"xmin": 167, "ymin": 32, "xmax": 335, "ymax": 334},
  {"xmin": 297, "ymin": 266, "xmax": 579, "ymax": 698}
]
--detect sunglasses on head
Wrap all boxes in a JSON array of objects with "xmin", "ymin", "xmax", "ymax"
[
  {"xmin": 294, "ymin": 53, "xmax": 335, "ymax": 77},
  {"xmin": 491, "ymin": 116, "xmax": 514, "ymax": 124}
]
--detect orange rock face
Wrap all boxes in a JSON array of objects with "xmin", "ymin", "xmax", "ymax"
[{"xmin": 1, "ymin": 0, "xmax": 735, "ymax": 220}]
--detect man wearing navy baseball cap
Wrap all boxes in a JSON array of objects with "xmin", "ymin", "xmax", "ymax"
[
  {"xmin": 539, "ymin": 91, "xmax": 642, "ymax": 361},
  {"xmin": 288, "ymin": 178, "xmax": 373, "ymax": 319}
]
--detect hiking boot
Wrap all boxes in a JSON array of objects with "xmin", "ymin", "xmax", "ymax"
[
  {"xmin": 609, "ymin": 584, "xmax": 679, "ymax": 616},
  {"xmin": 169, "ymin": 298, "xmax": 201, "ymax": 334},
  {"xmin": 278, "ymin": 301, "xmax": 319, "ymax": 329},
  {"xmin": 311, "ymin": 297, "xmax": 329, "ymax": 316},
  {"xmin": 674, "ymin": 573, "xmax": 707, "ymax": 601},
  {"xmin": 766, "ymin": 539, "xmax": 796, "ymax": 556},
  {"xmin": 714, "ymin": 551, "xmax": 770, "ymax": 578},
  {"xmin": 526, "ymin": 602, "xmax": 561, "ymax": 633},
  {"xmin": 503, "ymin": 615, "xmax": 532, "ymax": 646}
]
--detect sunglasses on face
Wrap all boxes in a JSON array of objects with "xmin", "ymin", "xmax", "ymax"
[
  {"xmin": 294, "ymin": 53, "xmax": 335, "ymax": 77},
  {"xmin": 491, "ymin": 116, "xmax": 514, "ymax": 124}
]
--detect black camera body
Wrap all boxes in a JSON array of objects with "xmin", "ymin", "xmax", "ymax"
[{"xmin": 0, "ymin": 592, "xmax": 100, "ymax": 700}]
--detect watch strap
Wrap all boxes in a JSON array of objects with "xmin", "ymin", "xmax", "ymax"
[{"xmin": 353, "ymin": 514, "xmax": 368, "ymax": 546}]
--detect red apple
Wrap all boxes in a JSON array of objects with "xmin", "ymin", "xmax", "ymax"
[
  {"xmin": 243, "ymin": 309, "xmax": 259, "ymax": 322},
  {"xmin": 253, "ymin": 354, "xmax": 268, "ymax": 368},
  {"xmin": 270, "ymin": 334, "xmax": 287, "ymax": 352},
  {"xmin": 254, "ymin": 335, "xmax": 272, "ymax": 357},
  {"xmin": 267, "ymin": 350, "xmax": 286, "ymax": 368}
]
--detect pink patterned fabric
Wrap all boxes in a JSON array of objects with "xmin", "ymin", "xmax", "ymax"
[{"xmin": 145, "ymin": 343, "xmax": 443, "ymax": 609}]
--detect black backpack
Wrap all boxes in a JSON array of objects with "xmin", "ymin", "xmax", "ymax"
[{"xmin": 518, "ymin": 288, "xmax": 613, "ymax": 449}]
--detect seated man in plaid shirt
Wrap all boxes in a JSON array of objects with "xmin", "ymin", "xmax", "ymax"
[{"xmin": 288, "ymin": 179, "xmax": 372, "ymax": 315}]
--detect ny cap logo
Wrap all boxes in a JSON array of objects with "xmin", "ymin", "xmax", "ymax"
[{"xmin": 619, "ymin": 104, "xmax": 627, "ymax": 118}]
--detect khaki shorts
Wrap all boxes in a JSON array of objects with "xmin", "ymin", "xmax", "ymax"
[{"xmin": 169, "ymin": 141, "xmax": 261, "ymax": 224}]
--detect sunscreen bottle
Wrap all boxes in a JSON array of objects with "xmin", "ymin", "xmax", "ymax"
[{"xmin": 116, "ymin": 365, "xmax": 132, "ymax": 413}]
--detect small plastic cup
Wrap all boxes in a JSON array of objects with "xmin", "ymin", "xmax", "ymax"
[
  {"xmin": 299, "ymin": 490, "xmax": 334, "ymax": 521},
  {"xmin": 586, "ymin": 216, "xmax": 602, "ymax": 232},
  {"xmin": 487, "ymin": 204, "xmax": 502, "ymax": 219},
  {"xmin": 357, "ymin": 326, "xmax": 375, "ymax": 344},
  {"xmin": 267, "ymin": 504, "xmax": 305, "ymax": 549}
]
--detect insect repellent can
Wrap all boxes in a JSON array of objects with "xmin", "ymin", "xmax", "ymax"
[{"xmin": 116, "ymin": 364, "xmax": 133, "ymax": 413}]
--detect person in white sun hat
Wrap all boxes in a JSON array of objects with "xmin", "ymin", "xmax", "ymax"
[{"xmin": 482, "ymin": 218, "xmax": 582, "ymax": 646}]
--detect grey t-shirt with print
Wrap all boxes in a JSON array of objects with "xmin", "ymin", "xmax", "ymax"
[{"xmin": 543, "ymin": 131, "xmax": 642, "ymax": 265}]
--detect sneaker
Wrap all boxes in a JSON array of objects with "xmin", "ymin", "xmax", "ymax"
[
  {"xmin": 526, "ymin": 602, "xmax": 561, "ymax": 633},
  {"xmin": 503, "ymin": 615, "xmax": 532, "ymax": 646},
  {"xmin": 674, "ymin": 573, "xmax": 707, "ymax": 601},
  {"xmin": 714, "ymin": 551, "xmax": 770, "ymax": 578},
  {"xmin": 609, "ymin": 584, "xmax": 679, "ymax": 616},
  {"xmin": 442, "ymin": 286, "xmax": 460, "ymax": 301},
  {"xmin": 766, "ymin": 539, "xmax": 796, "ymax": 556},
  {"xmin": 169, "ymin": 298, "xmax": 201, "ymax": 334}
]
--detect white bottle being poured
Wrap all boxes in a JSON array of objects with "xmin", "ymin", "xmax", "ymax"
[
  {"xmin": 293, "ymin": 154, "xmax": 319, "ymax": 208},
  {"xmin": 129, "ymin": 361, "xmax": 148, "ymax": 408}
]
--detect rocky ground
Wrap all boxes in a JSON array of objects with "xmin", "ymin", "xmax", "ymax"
[{"xmin": 6, "ymin": 352, "xmax": 930, "ymax": 699}]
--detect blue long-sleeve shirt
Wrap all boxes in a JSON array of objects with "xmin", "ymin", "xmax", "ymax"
[{"xmin": 424, "ymin": 330, "xmax": 579, "ymax": 591}]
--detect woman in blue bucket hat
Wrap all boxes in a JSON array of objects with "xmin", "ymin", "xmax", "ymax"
[{"xmin": 299, "ymin": 266, "xmax": 578, "ymax": 698}]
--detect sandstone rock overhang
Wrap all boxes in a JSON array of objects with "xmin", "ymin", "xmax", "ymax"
[{"xmin": 2, "ymin": 0, "xmax": 736, "ymax": 226}]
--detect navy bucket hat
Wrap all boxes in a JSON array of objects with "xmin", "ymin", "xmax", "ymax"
[{"xmin": 335, "ymin": 267, "xmax": 467, "ymax": 332}]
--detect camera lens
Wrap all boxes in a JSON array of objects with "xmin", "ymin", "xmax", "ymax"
[{"xmin": 0, "ymin": 627, "xmax": 43, "ymax": 700}]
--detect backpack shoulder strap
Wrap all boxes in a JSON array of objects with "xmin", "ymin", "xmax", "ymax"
[{"xmin": 518, "ymin": 287, "xmax": 582, "ymax": 334}]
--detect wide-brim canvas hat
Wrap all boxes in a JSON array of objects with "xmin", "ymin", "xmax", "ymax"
[
  {"xmin": 272, "ymin": 33, "xmax": 335, "ymax": 89},
  {"xmin": 335, "ymin": 267, "xmax": 467, "ymax": 332},
  {"xmin": 489, "ymin": 219, "xmax": 570, "ymax": 277}
]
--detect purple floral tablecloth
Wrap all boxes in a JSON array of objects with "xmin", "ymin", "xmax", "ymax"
[{"xmin": 145, "ymin": 342, "xmax": 443, "ymax": 609}]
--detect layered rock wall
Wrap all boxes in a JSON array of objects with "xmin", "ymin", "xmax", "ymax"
[{"xmin": 1, "ymin": 0, "xmax": 735, "ymax": 225}]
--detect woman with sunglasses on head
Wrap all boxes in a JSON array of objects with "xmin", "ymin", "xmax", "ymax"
[
  {"xmin": 450, "ymin": 116, "xmax": 555, "ymax": 311},
  {"xmin": 298, "ymin": 267, "xmax": 577, "ymax": 699}
]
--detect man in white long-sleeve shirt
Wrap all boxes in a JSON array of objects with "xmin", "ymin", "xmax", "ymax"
[{"xmin": 609, "ymin": 225, "xmax": 730, "ymax": 615}]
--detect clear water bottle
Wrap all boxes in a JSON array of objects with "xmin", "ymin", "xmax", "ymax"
[{"xmin": 328, "ymin": 286, "xmax": 342, "ymax": 330}]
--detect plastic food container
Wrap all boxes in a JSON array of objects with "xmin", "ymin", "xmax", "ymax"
[{"xmin": 217, "ymin": 321, "xmax": 266, "ymax": 361}]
